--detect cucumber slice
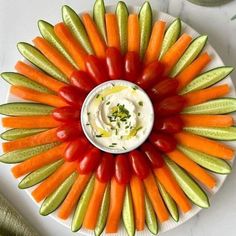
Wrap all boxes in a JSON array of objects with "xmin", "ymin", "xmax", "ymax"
[
  {"xmin": 144, "ymin": 192, "xmax": 158, "ymax": 235},
  {"xmin": 17, "ymin": 42, "xmax": 68, "ymax": 83},
  {"xmin": 116, "ymin": 1, "xmax": 129, "ymax": 54},
  {"xmin": 0, "ymin": 142, "xmax": 58, "ymax": 164},
  {"xmin": 71, "ymin": 175, "xmax": 95, "ymax": 232},
  {"xmin": 93, "ymin": 0, "xmax": 107, "ymax": 42},
  {"xmin": 40, "ymin": 172, "xmax": 77, "ymax": 216},
  {"xmin": 165, "ymin": 157, "xmax": 210, "ymax": 208},
  {"xmin": 182, "ymin": 98, "xmax": 236, "ymax": 115},
  {"xmin": 157, "ymin": 182, "xmax": 179, "ymax": 222},
  {"xmin": 139, "ymin": 2, "xmax": 152, "ymax": 58},
  {"xmin": 1, "ymin": 128, "xmax": 47, "ymax": 141},
  {"xmin": 180, "ymin": 66, "xmax": 234, "ymax": 94},
  {"xmin": 0, "ymin": 103, "xmax": 53, "ymax": 116},
  {"xmin": 122, "ymin": 186, "xmax": 135, "ymax": 236},
  {"xmin": 62, "ymin": 5, "xmax": 94, "ymax": 54},
  {"xmin": 159, "ymin": 18, "xmax": 181, "ymax": 59},
  {"xmin": 184, "ymin": 126, "xmax": 236, "ymax": 140},
  {"xmin": 38, "ymin": 20, "xmax": 78, "ymax": 68},
  {"xmin": 170, "ymin": 35, "xmax": 208, "ymax": 77},
  {"xmin": 178, "ymin": 145, "xmax": 231, "ymax": 174},
  {"xmin": 94, "ymin": 184, "xmax": 110, "ymax": 236},
  {"xmin": 19, "ymin": 159, "xmax": 64, "ymax": 189},
  {"xmin": 1, "ymin": 72, "xmax": 53, "ymax": 94}
]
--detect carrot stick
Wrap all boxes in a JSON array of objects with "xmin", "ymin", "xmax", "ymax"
[
  {"xmin": 106, "ymin": 178, "xmax": 126, "ymax": 233},
  {"xmin": 82, "ymin": 13, "xmax": 106, "ymax": 58},
  {"xmin": 183, "ymin": 84, "xmax": 230, "ymax": 106},
  {"xmin": 176, "ymin": 52, "xmax": 212, "ymax": 91},
  {"xmin": 143, "ymin": 173, "xmax": 169, "ymax": 222},
  {"xmin": 3, "ymin": 127, "xmax": 59, "ymax": 153},
  {"xmin": 175, "ymin": 131, "xmax": 234, "ymax": 160},
  {"xmin": 54, "ymin": 23, "xmax": 87, "ymax": 71},
  {"xmin": 32, "ymin": 161, "xmax": 78, "ymax": 202},
  {"xmin": 127, "ymin": 14, "xmax": 140, "ymax": 54},
  {"xmin": 180, "ymin": 114, "xmax": 234, "ymax": 127},
  {"xmin": 144, "ymin": 21, "xmax": 166, "ymax": 64},
  {"xmin": 83, "ymin": 179, "xmax": 107, "ymax": 229},
  {"xmin": 33, "ymin": 37, "xmax": 75, "ymax": 78},
  {"xmin": 15, "ymin": 61, "xmax": 66, "ymax": 93},
  {"xmin": 130, "ymin": 175, "xmax": 145, "ymax": 231},
  {"xmin": 11, "ymin": 142, "xmax": 67, "ymax": 178},
  {"xmin": 58, "ymin": 173, "xmax": 91, "ymax": 220},
  {"xmin": 161, "ymin": 33, "xmax": 192, "ymax": 75},
  {"xmin": 105, "ymin": 13, "xmax": 120, "ymax": 50},
  {"xmin": 168, "ymin": 150, "xmax": 216, "ymax": 189}
]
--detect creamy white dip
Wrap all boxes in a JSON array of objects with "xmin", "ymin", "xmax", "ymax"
[{"xmin": 81, "ymin": 80, "xmax": 154, "ymax": 153}]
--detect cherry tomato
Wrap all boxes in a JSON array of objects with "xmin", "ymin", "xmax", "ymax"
[
  {"xmin": 154, "ymin": 95, "xmax": 186, "ymax": 117},
  {"xmin": 128, "ymin": 150, "xmax": 150, "ymax": 179},
  {"xmin": 140, "ymin": 142, "xmax": 164, "ymax": 168},
  {"xmin": 124, "ymin": 51, "xmax": 142, "ymax": 82},
  {"xmin": 96, "ymin": 153, "xmax": 114, "ymax": 182},
  {"xmin": 65, "ymin": 137, "xmax": 90, "ymax": 162},
  {"xmin": 52, "ymin": 106, "xmax": 80, "ymax": 122},
  {"xmin": 70, "ymin": 70, "xmax": 96, "ymax": 92},
  {"xmin": 115, "ymin": 154, "xmax": 131, "ymax": 185},
  {"xmin": 149, "ymin": 132, "xmax": 177, "ymax": 153}
]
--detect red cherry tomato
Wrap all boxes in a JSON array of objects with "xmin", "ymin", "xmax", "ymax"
[
  {"xmin": 96, "ymin": 153, "xmax": 114, "ymax": 182},
  {"xmin": 115, "ymin": 154, "xmax": 131, "ymax": 185},
  {"xmin": 140, "ymin": 142, "xmax": 164, "ymax": 168},
  {"xmin": 149, "ymin": 132, "xmax": 177, "ymax": 153},
  {"xmin": 154, "ymin": 95, "xmax": 186, "ymax": 117},
  {"xmin": 128, "ymin": 150, "xmax": 150, "ymax": 179},
  {"xmin": 65, "ymin": 137, "xmax": 90, "ymax": 162},
  {"xmin": 52, "ymin": 106, "xmax": 80, "ymax": 122},
  {"xmin": 124, "ymin": 51, "xmax": 142, "ymax": 82},
  {"xmin": 70, "ymin": 70, "xmax": 96, "ymax": 92}
]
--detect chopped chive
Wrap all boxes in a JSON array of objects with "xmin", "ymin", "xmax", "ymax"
[
  {"xmin": 115, "ymin": 129, "xmax": 118, "ymax": 135},
  {"xmin": 111, "ymin": 83, "xmax": 115, "ymax": 87},
  {"xmin": 132, "ymin": 85, "xmax": 139, "ymax": 90},
  {"xmin": 86, "ymin": 123, "xmax": 90, "ymax": 126},
  {"xmin": 138, "ymin": 112, "xmax": 141, "ymax": 116},
  {"xmin": 112, "ymin": 143, "xmax": 117, "ymax": 145},
  {"xmin": 96, "ymin": 94, "xmax": 100, "ymax": 98},
  {"xmin": 136, "ymin": 126, "xmax": 143, "ymax": 132},
  {"xmin": 125, "ymin": 125, "xmax": 129, "ymax": 129},
  {"xmin": 95, "ymin": 134, "xmax": 103, "ymax": 138},
  {"xmin": 122, "ymin": 146, "xmax": 127, "ymax": 150},
  {"xmin": 87, "ymin": 112, "xmax": 90, "ymax": 116},
  {"xmin": 106, "ymin": 101, "xmax": 110, "ymax": 105},
  {"xmin": 138, "ymin": 101, "xmax": 143, "ymax": 106}
]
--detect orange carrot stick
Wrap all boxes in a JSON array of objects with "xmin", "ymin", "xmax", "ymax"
[
  {"xmin": 175, "ymin": 131, "xmax": 234, "ymax": 160},
  {"xmin": 143, "ymin": 173, "xmax": 169, "ymax": 223},
  {"xmin": 82, "ymin": 13, "xmax": 106, "ymax": 58},
  {"xmin": 106, "ymin": 178, "xmax": 126, "ymax": 233},
  {"xmin": 144, "ymin": 21, "xmax": 166, "ymax": 64},
  {"xmin": 161, "ymin": 33, "xmax": 192, "ymax": 75},
  {"xmin": 176, "ymin": 52, "xmax": 212, "ymax": 91},
  {"xmin": 58, "ymin": 174, "xmax": 91, "ymax": 220},
  {"xmin": 32, "ymin": 161, "xmax": 78, "ymax": 202},
  {"xmin": 54, "ymin": 23, "xmax": 87, "ymax": 71},
  {"xmin": 33, "ymin": 37, "xmax": 75, "ymax": 78}
]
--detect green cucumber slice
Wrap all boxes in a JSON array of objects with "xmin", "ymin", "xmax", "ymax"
[
  {"xmin": 71, "ymin": 175, "xmax": 95, "ymax": 232},
  {"xmin": 180, "ymin": 66, "xmax": 234, "ymax": 94},
  {"xmin": 165, "ymin": 157, "xmax": 210, "ymax": 208},
  {"xmin": 0, "ymin": 142, "xmax": 58, "ymax": 164},
  {"xmin": 0, "ymin": 103, "xmax": 53, "ymax": 116},
  {"xmin": 40, "ymin": 172, "xmax": 77, "ymax": 216},
  {"xmin": 178, "ymin": 145, "xmax": 231, "ymax": 174},
  {"xmin": 1, "ymin": 128, "xmax": 47, "ymax": 141},
  {"xmin": 38, "ymin": 20, "xmax": 78, "ymax": 68},
  {"xmin": 93, "ymin": 0, "xmax": 107, "ymax": 42},
  {"xmin": 139, "ymin": 2, "xmax": 152, "ymax": 58},
  {"xmin": 122, "ymin": 186, "xmax": 135, "ymax": 236},
  {"xmin": 144, "ymin": 192, "xmax": 158, "ymax": 235},
  {"xmin": 62, "ymin": 5, "xmax": 94, "ymax": 54},
  {"xmin": 17, "ymin": 42, "xmax": 68, "ymax": 83},
  {"xmin": 159, "ymin": 18, "xmax": 181, "ymax": 59},
  {"xmin": 94, "ymin": 184, "xmax": 110, "ymax": 236},
  {"xmin": 19, "ymin": 159, "xmax": 64, "ymax": 189},
  {"xmin": 184, "ymin": 126, "xmax": 236, "ymax": 140},
  {"xmin": 170, "ymin": 35, "xmax": 208, "ymax": 77},
  {"xmin": 116, "ymin": 1, "xmax": 129, "ymax": 54},
  {"xmin": 1, "ymin": 72, "xmax": 53, "ymax": 94},
  {"xmin": 157, "ymin": 182, "xmax": 179, "ymax": 222},
  {"xmin": 182, "ymin": 98, "xmax": 236, "ymax": 115}
]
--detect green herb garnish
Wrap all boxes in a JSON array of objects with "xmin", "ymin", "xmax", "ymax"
[
  {"xmin": 95, "ymin": 134, "xmax": 103, "ymax": 138},
  {"xmin": 138, "ymin": 101, "xmax": 143, "ymax": 106}
]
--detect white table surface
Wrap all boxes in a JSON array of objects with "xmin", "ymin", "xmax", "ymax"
[{"xmin": 0, "ymin": 0, "xmax": 236, "ymax": 235}]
